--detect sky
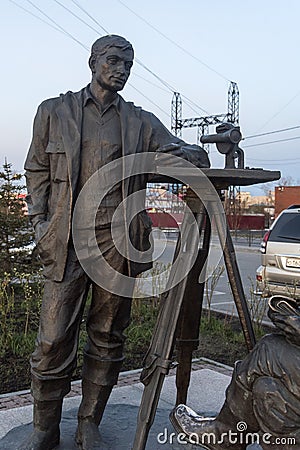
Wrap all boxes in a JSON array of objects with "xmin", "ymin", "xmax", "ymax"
[{"xmin": 1, "ymin": 0, "xmax": 300, "ymax": 195}]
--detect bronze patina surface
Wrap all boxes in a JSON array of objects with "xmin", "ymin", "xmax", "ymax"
[
  {"xmin": 18, "ymin": 34, "xmax": 209, "ymax": 450},
  {"xmin": 171, "ymin": 296, "xmax": 300, "ymax": 450}
]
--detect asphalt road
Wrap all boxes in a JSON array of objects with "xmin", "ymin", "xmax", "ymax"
[
  {"xmin": 135, "ymin": 231, "xmax": 266, "ymax": 322},
  {"xmin": 203, "ymin": 248, "xmax": 263, "ymax": 316}
]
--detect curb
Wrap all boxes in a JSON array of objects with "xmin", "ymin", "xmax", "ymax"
[{"xmin": 0, "ymin": 359, "xmax": 232, "ymax": 411}]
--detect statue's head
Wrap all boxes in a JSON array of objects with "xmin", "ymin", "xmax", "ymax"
[
  {"xmin": 89, "ymin": 35, "xmax": 134, "ymax": 92},
  {"xmin": 90, "ymin": 35, "xmax": 134, "ymax": 58}
]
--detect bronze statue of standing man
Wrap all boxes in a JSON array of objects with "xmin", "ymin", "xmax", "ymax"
[{"xmin": 20, "ymin": 35, "xmax": 209, "ymax": 450}]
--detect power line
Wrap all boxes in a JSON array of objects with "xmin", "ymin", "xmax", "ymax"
[
  {"xmin": 69, "ymin": 0, "xmax": 176, "ymax": 93},
  {"xmin": 243, "ymin": 135, "xmax": 300, "ymax": 148},
  {"xmin": 254, "ymin": 91, "xmax": 300, "ymax": 133},
  {"xmin": 9, "ymin": 0, "xmax": 170, "ymax": 117},
  {"xmin": 129, "ymin": 86, "xmax": 169, "ymax": 118},
  {"xmin": 8, "ymin": 0, "xmax": 73, "ymax": 40},
  {"xmin": 53, "ymin": 0, "xmax": 103, "ymax": 36},
  {"xmin": 54, "ymin": 0, "xmax": 174, "ymax": 113},
  {"xmin": 116, "ymin": 0, "xmax": 231, "ymax": 83},
  {"xmin": 180, "ymin": 94, "xmax": 210, "ymax": 116},
  {"xmin": 247, "ymin": 159, "xmax": 300, "ymax": 166},
  {"xmin": 71, "ymin": 0, "xmax": 211, "ymax": 116},
  {"xmin": 11, "ymin": 0, "xmax": 209, "ymax": 118},
  {"xmin": 24, "ymin": 0, "xmax": 89, "ymax": 51},
  {"xmin": 247, "ymin": 156, "xmax": 300, "ymax": 162},
  {"xmin": 135, "ymin": 59, "xmax": 176, "ymax": 93},
  {"xmin": 210, "ymin": 150, "xmax": 300, "ymax": 165},
  {"xmin": 17, "ymin": 0, "xmax": 169, "ymax": 106},
  {"xmin": 244, "ymin": 125, "xmax": 300, "ymax": 140},
  {"xmin": 70, "ymin": 0, "xmax": 109, "ymax": 34},
  {"xmin": 131, "ymin": 73, "xmax": 171, "ymax": 94}
]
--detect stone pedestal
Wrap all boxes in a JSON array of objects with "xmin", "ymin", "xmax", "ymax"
[{"xmin": 0, "ymin": 404, "xmax": 207, "ymax": 449}]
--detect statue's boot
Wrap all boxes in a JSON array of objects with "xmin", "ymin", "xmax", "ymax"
[
  {"xmin": 170, "ymin": 364, "xmax": 259, "ymax": 449},
  {"xmin": 170, "ymin": 402, "xmax": 247, "ymax": 450},
  {"xmin": 18, "ymin": 399, "xmax": 62, "ymax": 450},
  {"xmin": 76, "ymin": 379, "xmax": 112, "ymax": 450}
]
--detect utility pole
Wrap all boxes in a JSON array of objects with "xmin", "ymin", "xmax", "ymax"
[
  {"xmin": 171, "ymin": 81, "xmax": 240, "ymax": 148},
  {"xmin": 228, "ymin": 81, "xmax": 239, "ymax": 125},
  {"xmin": 171, "ymin": 92, "xmax": 182, "ymax": 137},
  {"xmin": 170, "ymin": 81, "xmax": 241, "ymax": 218}
]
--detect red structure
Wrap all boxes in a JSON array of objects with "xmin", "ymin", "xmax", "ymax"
[
  {"xmin": 148, "ymin": 212, "xmax": 265, "ymax": 230},
  {"xmin": 226, "ymin": 214, "xmax": 265, "ymax": 230},
  {"xmin": 275, "ymin": 186, "xmax": 300, "ymax": 217},
  {"xmin": 148, "ymin": 212, "xmax": 183, "ymax": 228}
]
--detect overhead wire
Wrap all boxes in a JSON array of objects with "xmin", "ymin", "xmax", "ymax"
[
  {"xmin": 69, "ymin": 0, "xmax": 181, "ymax": 93},
  {"xmin": 112, "ymin": 0, "xmax": 300, "ymax": 159},
  {"xmin": 70, "ymin": 0, "xmax": 110, "ymax": 34},
  {"xmin": 56, "ymin": 0, "xmax": 181, "ymax": 114},
  {"xmin": 247, "ymin": 156, "xmax": 300, "ymax": 162},
  {"xmin": 53, "ymin": 0, "xmax": 105, "ymax": 36},
  {"xmin": 131, "ymin": 73, "xmax": 171, "ymax": 94},
  {"xmin": 12, "ymin": 0, "xmax": 300, "ymax": 147},
  {"xmin": 129, "ymin": 86, "xmax": 170, "ymax": 118},
  {"xmin": 53, "ymin": 0, "xmax": 206, "ymax": 115},
  {"xmin": 243, "ymin": 135, "xmax": 300, "ymax": 148},
  {"xmin": 246, "ymin": 159, "xmax": 300, "ymax": 166},
  {"xmin": 66, "ymin": 0, "xmax": 181, "ymax": 98},
  {"xmin": 15, "ymin": 0, "xmax": 299, "ymax": 140},
  {"xmin": 116, "ymin": 0, "xmax": 232, "ymax": 83},
  {"xmin": 24, "ymin": 0, "xmax": 89, "ymax": 51},
  {"xmin": 253, "ymin": 91, "xmax": 300, "ymax": 134},
  {"xmin": 243, "ymin": 125, "xmax": 300, "ymax": 140},
  {"xmin": 208, "ymin": 127, "xmax": 300, "ymax": 162},
  {"xmin": 70, "ymin": 0, "xmax": 212, "ymax": 116},
  {"xmin": 8, "ymin": 0, "xmax": 75, "ymax": 42},
  {"xmin": 10, "ymin": 0, "xmax": 171, "ymax": 117},
  {"xmin": 180, "ymin": 94, "xmax": 210, "ymax": 116}
]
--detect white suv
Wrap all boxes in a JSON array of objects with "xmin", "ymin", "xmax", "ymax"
[{"xmin": 256, "ymin": 205, "xmax": 300, "ymax": 299}]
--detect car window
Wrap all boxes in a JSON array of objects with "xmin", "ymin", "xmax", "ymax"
[{"xmin": 269, "ymin": 213, "xmax": 300, "ymax": 242}]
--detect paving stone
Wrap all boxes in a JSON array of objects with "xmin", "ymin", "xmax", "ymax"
[
  {"xmin": 0, "ymin": 361, "xmax": 217, "ymax": 411},
  {"xmin": 0, "ymin": 364, "xmax": 261, "ymax": 449}
]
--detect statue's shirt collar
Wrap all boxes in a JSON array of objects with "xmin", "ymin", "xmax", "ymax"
[{"xmin": 83, "ymin": 85, "xmax": 120, "ymax": 115}]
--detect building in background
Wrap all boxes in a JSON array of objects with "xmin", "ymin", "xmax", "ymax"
[{"xmin": 275, "ymin": 185, "xmax": 300, "ymax": 217}]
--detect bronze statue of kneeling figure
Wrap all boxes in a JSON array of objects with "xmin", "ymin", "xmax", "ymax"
[{"xmin": 170, "ymin": 295, "xmax": 300, "ymax": 450}]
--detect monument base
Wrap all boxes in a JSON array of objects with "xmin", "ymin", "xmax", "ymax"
[{"xmin": 0, "ymin": 404, "xmax": 209, "ymax": 449}]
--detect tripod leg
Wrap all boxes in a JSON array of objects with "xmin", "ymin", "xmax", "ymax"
[
  {"xmin": 211, "ymin": 200, "xmax": 256, "ymax": 351},
  {"xmin": 175, "ymin": 214, "xmax": 211, "ymax": 405},
  {"xmin": 132, "ymin": 204, "xmax": 206, "ymax": 450}
]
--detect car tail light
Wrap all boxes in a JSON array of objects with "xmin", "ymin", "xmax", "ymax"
[
  {"xmin": 260, "ymin": 230, "xmax": 270, "ymax": 254},
  {"xmin": 256, "ymin": 274, "xmax": 263, "ymax": 282}
]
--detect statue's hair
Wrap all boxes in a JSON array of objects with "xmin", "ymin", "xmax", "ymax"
[{"xmin": 91, "ymin": 35, "xmax": 134, "ymax": 58}]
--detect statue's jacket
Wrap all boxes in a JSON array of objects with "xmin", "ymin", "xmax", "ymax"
[{"xmin": 25, "ymin": 86, "xmax": 210, "ymax": 282}]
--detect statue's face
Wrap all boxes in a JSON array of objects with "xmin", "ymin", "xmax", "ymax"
[{"xmin": 91, "ymin": 46, "xmax": 133, "ymax": 92}]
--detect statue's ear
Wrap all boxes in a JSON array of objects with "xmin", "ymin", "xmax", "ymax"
[{"xmin": 89, "ymin": 55, "xmax": 96, "ymax": 73}]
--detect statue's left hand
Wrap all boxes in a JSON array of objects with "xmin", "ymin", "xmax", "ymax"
[{"xmin": 156, "ymin": 143, "xmax": 210, "ymax": 168}]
